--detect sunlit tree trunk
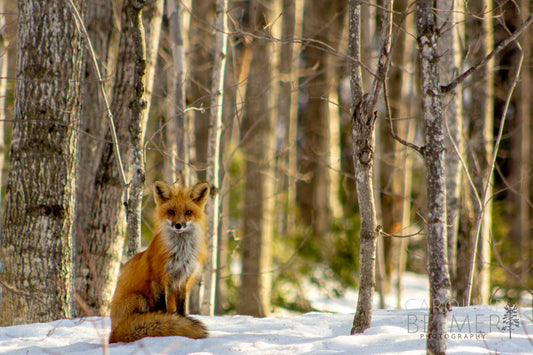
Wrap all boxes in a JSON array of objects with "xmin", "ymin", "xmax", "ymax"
[
  {"xmin": 237, "ymin": 0, "xmax": 280, "ymax": 317},
  {"xmin": 200, "ymin": 0, "xmax": 228, "ymax": 316},
  {"xmin": 74, "ymin": 0, "xmax": 121, "ymax": 316},
  {"xmin": 164, "ymin": 0, "xmax": 191, "ymax": 183},
  {"xmin": 349, "ymin": 0, "xmax": 392, "ymax": 334},
  {"xmin": 74, "ymin": 0, "xmax": 163, "ymax": 315},
  {"xmin": 278, "ymin": 0, "xmax": 302, "ymax": 233},
  {"xmin": 126, "ymin": 0, "xmax": 164, "ymax": 257},
  {"xmin": 438, "ymin": 0, "xmax": 464, "ymax": 289},
  {"xmin": 0, "ymin": 0, "xmax": 84, "ymax": 324},
  {"xmin": 416, "ymin": 1, "xmax": 451, "ymax": 353}
]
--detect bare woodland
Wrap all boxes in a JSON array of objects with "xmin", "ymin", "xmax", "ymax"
[{"xmin": 1, "ymin": 0, "xmax": 532, "ymax": 354}]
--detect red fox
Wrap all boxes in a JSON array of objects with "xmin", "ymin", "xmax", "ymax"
[{"xmin": 108, "ymin": 180, "xmax": 210, "ymax": 343}]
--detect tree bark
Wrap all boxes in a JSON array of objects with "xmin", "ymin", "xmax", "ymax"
[
  {"xmin": 438, "ymin": 0, "xmax": 464, "ymax": 288},
  {"xmin": 237, "ymin": 0, "xmax": 279, "ymax": 317},
  {"xmin": 189, "ymin": 0, "xmax": 215, "ymax": 181},
  {"xmin": 462, "ymin": 0, "xmax": 493, "ymax": 305},
  {"xmin": 200, "ymin": 0, "xmax": 228, "ymax": 316},
  {"xmin": 278, "ymin": 0, "xmax": 302, "ymax": 233},
  {"xmin": 297, "ymin": 0, "xmax": 345, "ymax": 238},
  {"xmin": 165, "ymin": 0, "xmax": 190, "ymax": 183},
  {"xmin": 74, "ymin": 0, "xmax": 163, "ymax": 315},
  {"xmin": 350, "ymin": 0, "xmax": 392, "ymax": 334},
  {"xmin": 416, "ymin": 1, "xmax": 451, "ymax": 353},
  {"xmin": 518, "ymin": 0, "xmax": 531, "ymax": 282},
  {"xmin": 125, "ymin": 0, "xmax": 164, "ymax": 257},
  {"xmin": 74, "ymin": 0, "xmax": 121, "ymax": 316},
  {"xmin": 0, "ymin": 0, "xmax": 84, "ymax": 324},
  {"xmin": 0, "ymin": 0, "xmax": 7, "ymax": 211}
]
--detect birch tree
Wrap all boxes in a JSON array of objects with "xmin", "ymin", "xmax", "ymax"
[
  {"xmin": 416, "ymin": 1, "xmax": 451, "ymax": 353},
  {"xmin": 0, "ymin": 0, "xmax": 84, "ymax": 324},
  {"xmin": 438, "ymin": 0, "xmax": 463, "ymax": 286},
  {"xmin": 349, "ymin": 0, "xmax": 392, "ymax": 334},
  {"xmin": 200, "ymin": 0, "xmax": 228, "ymax": 316}
]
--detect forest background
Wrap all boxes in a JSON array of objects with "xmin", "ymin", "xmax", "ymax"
[{"xmin": 0, "ymin": 0, "xmax": 531, "ymax": 342}]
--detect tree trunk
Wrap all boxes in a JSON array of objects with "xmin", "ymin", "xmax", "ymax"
[
  {"xmin": 200, "ymin": 0, "xmax": 228, "ymax": 316},
  {"xmin": 0, "ymin": 0, "xmax": 84, "ymax": 324},
  {"xmin": 74, "ymin": 0, "xmax": 163, "ymax": 315},
  {"xmin": 278, "ymin": 0, "xmax": 302, "ymax": 233},
  {"xmin": 0, "ymin": 0, "xmax": 7, "ymax": 211},
  {"xmin": 126, "ymin": 0, "xmax": 164, "ymax": 257},
  {"xmin": 350, "ymin": 0, "xmax": 392, "ymax": 334},
  {"xmin": 165, "ymin": 0, "xmax": 190, "ymax": 183},
  {"xmin": 384, "ymin": 0, "xmax": 415, "ymax": 306},
  {"xmin": 237, "ymin": 0, "xmax": 279, "ymax": 317},
  {"xmin": 74, "ymin": 0, "xmax": 121, "ymax": 316},
  {"xmin": 189, "ymin": 0, "xmax": 215, "ymax": 181},
  {"xmin": 457, "ymin": 0, "xmax": 493, "ymax": 305},
  {"xmin": 518, "ymin": 0, "xmax": 531, "ymax": 282},
  {"xmin": 416, "ymin": 1, "xmax": 451, "ymax": 353},
  {"xmin": 297, "ymin": 0, "xmax": 345, "ymax": 238},
  {"xmin": 438, "ymin": 0, "xmax": 464, "ymax": 288}
]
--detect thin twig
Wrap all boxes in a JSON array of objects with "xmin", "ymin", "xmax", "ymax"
[
  {"xmin": 383, "ymin": 80, "xmax": 423, "ymax": 155},
  {"xmin": 379, "ymin": 223, "xmax": 425, "ymax": 239},
  {"xmin": 441, "ymin": 14, "xmax": 533, "ymax": 94},
  {"xmin": 65, "ymin": 0, "xmax": 128, "ymax": 187},
  {"xmin": 465, "ymin": 48, "xmax": 524, "ymax": 305}
]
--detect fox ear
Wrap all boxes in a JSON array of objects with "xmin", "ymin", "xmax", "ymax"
[
  {"xmin": 190, "ymin": 182, "xmax": 210, "ymax": 208},
  {"xmin": 154, "ymin": 180, "xmax": 172, "ymax": 204}
]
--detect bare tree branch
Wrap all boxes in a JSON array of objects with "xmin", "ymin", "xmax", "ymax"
[
  {"xmin": 441, "ymin": 14, "xmax": 533, "ymax": 94},
  {"xmin": 65, "ymin": 0, "xmax": 128, "ymax": 187}
]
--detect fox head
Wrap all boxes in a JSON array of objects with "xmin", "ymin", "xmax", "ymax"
[{"xmin": 153, "ymin": 180, "xmax": 210, "ymax": 235}]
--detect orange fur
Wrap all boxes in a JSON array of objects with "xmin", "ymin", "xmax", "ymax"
[{"xmin": 109, "ymin": 181, "xmax": 210, "ymax": 343}]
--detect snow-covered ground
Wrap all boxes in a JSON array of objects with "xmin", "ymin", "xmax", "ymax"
[{"xmin": 1, "ymin": 273, "xmax": 532, "ymax": 354}]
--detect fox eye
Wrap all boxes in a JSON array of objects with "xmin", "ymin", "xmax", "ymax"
[
  {"xmin": 167, "ymin": 209, "xmax": 175, "ymax": 216},
  {"xmin": 185, "ymin": 210, "xmax": 192, "ymax": 216}
]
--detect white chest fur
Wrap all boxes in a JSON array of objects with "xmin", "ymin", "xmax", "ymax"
[{"xmin": 160, "ymin": 221, "xmax": 203, "ymax": 290}]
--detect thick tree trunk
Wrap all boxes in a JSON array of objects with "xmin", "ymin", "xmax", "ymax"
[
  {"xmin": 416, "ymin": 1, "xmax": 451, "ymax": 353},
  {"xmin": 297, "ymin": 0, "xmax": 345, "ymax": 238},
  {"xmin": 237, "ymin": 0, "xmax": 279, "ymax": 317},
  {"xmin": 74, "ymin": 0, "xmax": 121, "ymax": 316},
  {"xmin": 74, "ymin": 0, "xmax": 162, "ymax": 315},
  {"xmin": 0, "ymin": 0, "xmax": 84, "ymax": 324}
]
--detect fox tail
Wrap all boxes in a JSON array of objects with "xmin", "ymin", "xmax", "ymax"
[{"xmin": 109, "ymin": 312, "xmax": 208, "ymax": 343}]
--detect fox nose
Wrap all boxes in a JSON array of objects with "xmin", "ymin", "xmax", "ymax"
[{"xmin": 174, "ymin": 223, "xmax": 182, "ymax": 230}]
